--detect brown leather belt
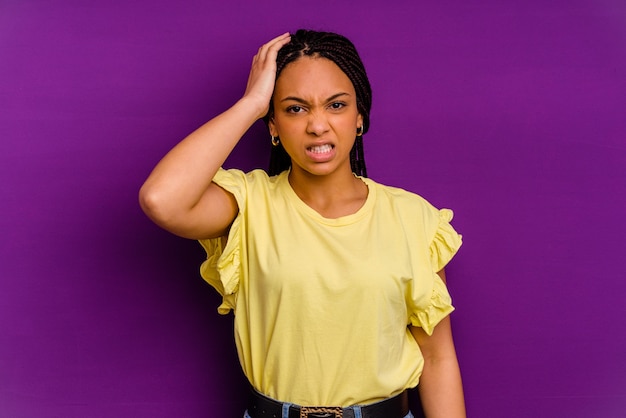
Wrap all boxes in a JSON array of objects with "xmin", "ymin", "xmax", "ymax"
[{"xmin": 247, "ymin": 388, "xmax": 409, "ymax": 418}]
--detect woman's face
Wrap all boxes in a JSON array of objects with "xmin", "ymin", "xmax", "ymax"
[{"xmin": 269, "ymin": 56, "xmax": 363, "ymax": 179}]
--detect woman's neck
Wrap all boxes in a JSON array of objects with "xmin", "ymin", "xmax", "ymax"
[{"xmin": 287, "ymin": 166, "xmax": 368, "ymax": 218}]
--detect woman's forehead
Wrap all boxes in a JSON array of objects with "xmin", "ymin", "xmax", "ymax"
[{"xmin": 275, "ymin": 56, "xmax": 355, "ymax": 98}]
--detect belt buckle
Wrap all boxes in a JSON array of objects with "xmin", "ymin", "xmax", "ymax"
[{"xmin": 300, "ymin": 406, "xmax": 343, "ymax": 418}]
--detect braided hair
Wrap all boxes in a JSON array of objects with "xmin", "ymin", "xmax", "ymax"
[{"xmin": 264, "ymin": 29, "xmax": 372, "ymax": 177}]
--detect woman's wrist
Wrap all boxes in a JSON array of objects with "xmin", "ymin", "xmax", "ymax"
[{"xmin": 237, "ymin": 94, "xmax": 270, "ymax": 122}]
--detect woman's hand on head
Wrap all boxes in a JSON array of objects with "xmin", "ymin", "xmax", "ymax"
[{"xmin": 242, "ymin": 32, "xmax": 291, "ymax": 119}]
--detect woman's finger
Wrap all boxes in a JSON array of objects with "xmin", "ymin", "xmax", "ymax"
[
  {"xmin": 242, "ymin": 32, "xmax": 292, "ymax": 116},
  {"xmin": 256, "ymin": 32, "xmax": 290, "ymax": 63}
]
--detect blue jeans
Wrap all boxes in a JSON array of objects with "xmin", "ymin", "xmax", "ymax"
[{"xmin": 244, "ymin": 411, "xmax": 414, "ymax": 418}]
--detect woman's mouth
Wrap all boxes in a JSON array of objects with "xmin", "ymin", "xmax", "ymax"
[
  {"xmin": 308, "ymin": 144, "xmax": 333, "ymax": 154},
  {"xmin": 306, "ymin": 143, "xmax": 335, "ymax": 162}
]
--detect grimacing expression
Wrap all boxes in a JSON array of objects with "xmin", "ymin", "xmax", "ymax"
[{"xmin": 269, "ymin": 56, "xmax": 363, "ymax": 177}]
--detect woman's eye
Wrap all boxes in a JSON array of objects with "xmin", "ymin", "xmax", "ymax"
[
  {"xmin": 329, "ymin": 102, "xmax": 345, "ymax": 110},
  {"xmin": 287, "ymin": 106, "xmax": 303, "ymax": 113}
]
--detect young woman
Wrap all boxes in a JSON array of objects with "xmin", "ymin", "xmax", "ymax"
[{"xmin": 140, "ymin": 30, "xmax": 466, "ymax": 418}]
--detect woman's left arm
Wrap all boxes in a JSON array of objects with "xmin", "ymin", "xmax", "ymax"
[{"xmin": 409, "ymin": 269, "xmax": 466, "ymax": 418}]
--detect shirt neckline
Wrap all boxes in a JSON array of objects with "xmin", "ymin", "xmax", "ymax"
[{"xmin": 278, "ymin": 169, "xmax": 376, "ymax": 226}]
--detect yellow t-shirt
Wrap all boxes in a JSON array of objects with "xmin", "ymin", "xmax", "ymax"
[{"xmin": 199, "ymin": 168, "xmax": 462, "ymax": 407}]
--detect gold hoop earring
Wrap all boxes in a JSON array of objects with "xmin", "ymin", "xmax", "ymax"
[
  {"xmin": 271, "ymin": 135, "xmax": 280, "ymax": 146},
  {"xmin": 356, "ymin": 126, "xmax": 364, "ymax": 137}
]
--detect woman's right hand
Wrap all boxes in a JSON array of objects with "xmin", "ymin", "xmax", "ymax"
[
  {"xmin": 139, "ymin": 33, "xmax": 292, "ymax": 240},
  {"xmin": 242, "ymin": 32, "xmax": 292, "ymax": 119}
]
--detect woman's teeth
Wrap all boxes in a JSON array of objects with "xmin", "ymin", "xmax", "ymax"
[{"xmin": 309, "ymin": 144, "xmax": 333, "ymax": 154}]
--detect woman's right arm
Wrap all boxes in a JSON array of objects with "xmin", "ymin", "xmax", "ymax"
[{"xmin": 139, "ymin": 33, "xmax": 291, "ymax": 240}]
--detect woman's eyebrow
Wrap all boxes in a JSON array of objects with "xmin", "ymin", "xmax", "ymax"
[{"xmin": 280, "ymin": 92, "xmax": 351, "ymax": 104}]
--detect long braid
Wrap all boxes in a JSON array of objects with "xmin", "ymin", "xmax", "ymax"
[
  {"xmin": 353, "ymin": 136, "xmax": 367, "ymax": 178},
  {"xmin": 263, "ymin": 30, "xmax": 373, "ymax": 177}
]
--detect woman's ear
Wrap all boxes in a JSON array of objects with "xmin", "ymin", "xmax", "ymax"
[
  {"xmin": 356, "ymin": 113, "xmax": 364, "ymax": 131},
  {"xmin": 269, "ymin": 117, "xmax": 278, "ymax": 137}
]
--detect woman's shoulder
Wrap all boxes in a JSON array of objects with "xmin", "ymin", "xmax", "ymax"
[
  {"xmin": 217, "ymin": 167, "xmax": 286, "ymax": 186},
  {"xmin": 366, "ymin": 177, "xmax": 459, "ymax": 241},
  {"xmin": 365, "ymin": 177, "xmax": 436, "ymax": 211}
]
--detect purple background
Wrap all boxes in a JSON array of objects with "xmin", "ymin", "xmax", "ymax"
[{"xmin": 2, "ymin": 0, "xmax": 625, "ymax": 416}]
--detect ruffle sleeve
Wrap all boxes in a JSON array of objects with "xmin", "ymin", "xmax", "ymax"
[
  {"xmin": 429, "ymin": 208, "xmax": 462, "ymax": 272},
  {"xmin": 197, "ymin": 168, "xmax": 247, "ymax": 315},
  {"xmin": 198, "ymin": 215, "xmax": 242, "ymax": 314},
  {"xmin": 409, "ymin": 275, "xmax": 455, "ymax": 335},
  {"xmin": 409, "ymin": 208, "xmax": 462, "ymax": 335}
]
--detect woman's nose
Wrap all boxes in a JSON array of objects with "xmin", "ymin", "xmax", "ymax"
[{"xmin": 306, "ymin": 111, "xmax": 330, "ymax": 136}]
